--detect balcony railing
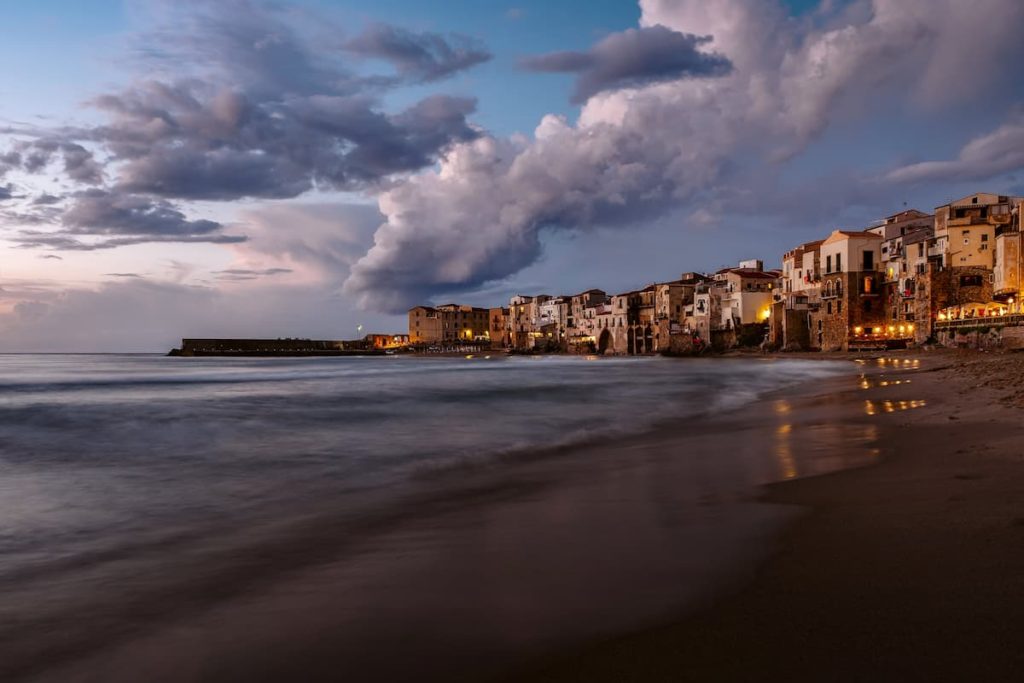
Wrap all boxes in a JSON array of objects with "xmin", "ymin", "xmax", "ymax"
[{"xmin": 936, "ymin": 314, "xmax": 1024, "ymax": 330}]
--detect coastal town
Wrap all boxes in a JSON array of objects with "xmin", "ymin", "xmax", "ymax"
[{"xmin": 408, "ymin": 192, "xmax": 1024, "ymax": 354}]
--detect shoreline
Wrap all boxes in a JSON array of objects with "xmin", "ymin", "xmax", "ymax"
[
  {"xmin": 520, "ymin": 348, "xmax": 1024, "ymax": 682},
  {"xmin": 10, "ymin": 356, "xmax": 877, "ymax": 682}
]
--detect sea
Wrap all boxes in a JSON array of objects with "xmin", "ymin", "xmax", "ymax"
[{"xmin": 0, "ymin": 353, "xmax": 860, "ymax": 679}]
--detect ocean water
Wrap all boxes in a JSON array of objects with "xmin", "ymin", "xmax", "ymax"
[
  {"xmin": 0, "ymin": 354, "xmax": 852, "ymax": 581},
  {"xmin": 0, "ymin": 353, "xmax": 857, "ymax": 678}
]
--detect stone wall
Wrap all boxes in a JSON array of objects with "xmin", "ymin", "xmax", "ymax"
[
  {"xmin": 936, "ymin": 323, "xmax": 1024, "ymax": 350},
  {"xmin": 916, "ymin": 265, "xmax": 994, "ymax": 343}
]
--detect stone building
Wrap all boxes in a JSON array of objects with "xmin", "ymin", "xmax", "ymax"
[
  {"xmin": 365, "ymin": 333, "xmax": 409, "ymax": 349},
  {"xmin": 993, "ymin": 199, "xmax": 1024, "ymax": 305},
  {"xmin": 874, "ymin": 210, "xmax": 935, "ymax": 335},
  {"xmin": 566, "ymin": 289, "xmax": 609, "ymax": 352},
  {"xmin": 488, "ymin": 307, "xmax": 510, "ymax": 349},
  {"xmin": 537, "ymin": 296, "xmax": 569, "ymax": 348},
  {"xmin": 408, "ymin": 304, "xmax": 490, "ymax": 344},
  {"xmin": 811, "ymin": 230, "xmax": 886, "ymax": 350}
]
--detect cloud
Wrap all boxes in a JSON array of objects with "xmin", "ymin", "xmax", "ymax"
[
  {"xmin": 522, "ymin": 25, "xmax": 731, "ymax": 103},
  {"xmin": 32, "ymin": 193, "xmax": 61, "ymax": 205},
  {"xmin": 37, "ymin": 254, "xmax": 63, "ymax": 260},
  {"xmin": 105, "ymin": 272, "xmax": 143, "ymax": 278},
  {"xmin": 69, "ymin": 2, "xmax": 481, "ymax": 202},
  {"xmin": 885, "ymin": 113, "xmax": 1024, "ymax": 184},
  {"xmin": 345, "ymin": 23, "xmax": 492, "ymax": 82},
  {"xmin": 344, "ymin": 0, "xmax": 1024, "ymax": 312},
  {"xmin": 11, "ymin": 231, "xmax": 246, "ymax": 251},
  {"xmin": 61, "ymin": 189, "xmax": 221, "ymax": 237},
  {"xmin": 6, "ymin": 139, "xmax": 103, "ymax": 184},
  {"xmin": 214, "ymin": 267, "xmax": 293, "ymax": 281},
  {"xmin": 0, "ymin": 183, "xmax": 13, "ymax": 200}
]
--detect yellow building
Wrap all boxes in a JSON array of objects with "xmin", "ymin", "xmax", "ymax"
[{"xmin": 934, "ymin": 193, "xmax": 1021, "ymax": 269}]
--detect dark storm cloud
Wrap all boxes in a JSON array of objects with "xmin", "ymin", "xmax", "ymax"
[
  {"xmin": 63, "ymin": 189, "xmax": 221, "ymax": 237},
  {"xmin": 345, "ymin": 23, "xmax": 491, "ymax": 82},
  {"xmin": 32, "ymin": 193, "xmax": 61, "ymax": 205},
  {"xmin": 7, "ymin": 189, "xmax": 245, "ymax": 251},
  {"xmin": 73, "ymin": 2, "xmax": 482, "ymax": 201},
  {"xmin": 521, "ymin": 25, "xmax": 731, "ymax": 103},
  {"xmin": 0, "ymin": 183, "xmax": 14, "ymax": 200}
]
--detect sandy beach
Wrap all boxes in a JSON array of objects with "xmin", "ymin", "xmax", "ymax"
[{"xmin": 521, "ymin": 349, "xmax": 1024, "ymax": 681}]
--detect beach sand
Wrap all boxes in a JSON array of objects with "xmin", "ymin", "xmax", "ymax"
[{"xmin": 520, "ymin": 350, "xmax": 1024, "ymax": 682}]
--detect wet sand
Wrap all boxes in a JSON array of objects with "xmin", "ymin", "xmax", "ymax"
[
  {"xmin": 523, "ymin": 350, "xmax": 1024, "ymax": 682},
  {"xmin": 10, "ymin": 360, "xmax": 881, "ymax": 683}
]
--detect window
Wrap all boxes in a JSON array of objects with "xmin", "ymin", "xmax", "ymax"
[
  {"xmin": 827, "ymin": 301, "xmax": 832, "ymax": 314},
  {"xmin": 982, "ymin": 234, "xmax": 989, "ymax": 242},
  {"xmin": 836, "ymin": 253, "xmax": 843, "ymax": 272},
  {"xmin": 837, "ymin": 301, "xmax": 843, "ymax": 314},
  {"xmin": 959, "ymin": 275, "xmax": 984, "ymax": 287},
  {"xmin": 918, "ymin": 243, "xmax": 924, "ymax": 257},
  {"xmin": 981, "ymin": 244, "xmax": 989, "ymax": 251},
  {"xmin": 864, "ymin": 300, "xmax": 872, "ymax": 312},
  {"xmin": 826, "ymin": 255, "xmax": 832, "ymax": 273},
  {"xmin": 835, "ymin": 279, "xmax": 843, "ymax": 296},
  {"xmin": 863, "ymin": 251, "xmax": 873, "ymax": 270}
]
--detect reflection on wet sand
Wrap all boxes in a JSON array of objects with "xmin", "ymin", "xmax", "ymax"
[
  {"xmin": 771, "ymin": 398, "xmax": 880, "ymax": 481},
  {"xmin": 864, "ymin": 399, "xmax": 926, "ymax": 416},
  {"xmin": 859, "ymin": 375, "xmax": 911, "ymax": 389}
]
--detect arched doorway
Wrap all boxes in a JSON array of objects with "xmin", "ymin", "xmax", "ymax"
[
  {"xmin": 598, "ymin": 329, "xmax": 611, "ymax": 354},
  {"xmin": 627, "ymin": 327, "xmax": 636, "ymax": 355},
  {"xmin": 643, "ymin": 326, "xmax": 653, "ymax": 354}
]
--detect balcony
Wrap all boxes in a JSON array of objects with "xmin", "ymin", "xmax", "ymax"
[{"xmin": 936, "ymin": 313, "xmax": 1024, "ymax": 330}]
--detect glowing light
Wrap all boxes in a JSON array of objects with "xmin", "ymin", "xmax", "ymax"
[
  {"xmin": 854, "ymin": 326, "xmax": 863, "ymax": 334},
  {"xmin": 908, "ymin": 324, "xmax": 915, "ymax": 332}
]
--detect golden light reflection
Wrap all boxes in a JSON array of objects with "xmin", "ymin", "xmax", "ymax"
[
  {"xmin": 775, "ymin": 422, "xmax": 797, "ymax": 479},
  {"xmin": 773, "ymin": 399, "xmax": 792, "ymax": 415},
  {"xmin": 864, "ymin": 399, "xmax": 926, "ymax": 416}
]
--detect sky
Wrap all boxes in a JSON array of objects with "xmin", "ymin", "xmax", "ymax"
[{"xmin": 1, "ymin": 0, "xmax": 1023, "ymax": 351}]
